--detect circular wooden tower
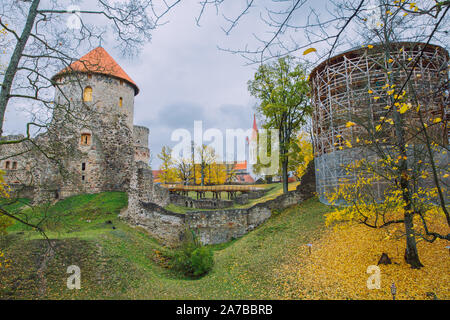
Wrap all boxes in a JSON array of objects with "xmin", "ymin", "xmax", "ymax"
[{"xmin": 309, "ymin": 42, "xmax": 449, "ymax": 204}]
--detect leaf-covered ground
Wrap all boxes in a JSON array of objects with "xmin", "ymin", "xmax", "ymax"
[{"xmin": 277, "ymin": 222, "xmax": 450, "ymax": 300}]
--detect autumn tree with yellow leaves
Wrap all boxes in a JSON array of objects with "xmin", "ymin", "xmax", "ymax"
[
  {"xmin": 323, "ymin": 2, "xmax": 449, "ymax": 269},
  {"xmin": 289, "ymin": 132, "xmax": 314, "ymax": 181},
  {"xmin": 157, "ymin": 146, "xmax": 180, "ymax": 184},
  {"xmin": 0, "ymin": 170, "xmax": 14, "ymax": 235}
]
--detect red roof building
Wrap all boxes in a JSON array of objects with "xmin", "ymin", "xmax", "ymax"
[
  {"xmin": 233, "ymin": 161, "xmax": 247, "ymax": 171},
  {"xmin": 152, "ymin": 170, "xmax": 163, "ymax": 183},
  {"xmin": 53, "ymin": 47, "xmax": 139, "ymax": 95}
]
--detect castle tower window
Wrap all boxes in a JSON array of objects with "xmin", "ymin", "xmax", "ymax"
[
  {"xmin": 82, "ymin": 163, "xmax": 86, "ymax": 171},
  {"xmin": 81, "ymin": 133, "xmax": 91, "ymax": 146},
  {"xmin": 120, "ymin": 80, "xmax": 124, "ymax": 86},
  {"xmin": 82, "ymin": 175, "xmax": 85, "ymax": 181},
  {"xmin": 12, "ymin": 162, "xmax": 17, "ymax": 170},
  {"xmin": 83, "ymin": 86, "xmax": 93, "ymax": 102},
  {"xmin": 119, "ymin": 97, "xmax": 123, "ymax": 107},
  {"xmin": 5, "ymin": 161, "xmax": 10, "ymax": 169},
  {"xmin": 87, "ymin": 74, "xmax": 92, "ymax": 80}
]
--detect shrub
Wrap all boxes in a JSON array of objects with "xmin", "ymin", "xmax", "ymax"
[
  {"xmin": 190, "ymin": 247, "xmax": 214, "ymax": 277},
  {"xmin": 171, "ymin": 230, "xmax": 214, "ymax": 277}
]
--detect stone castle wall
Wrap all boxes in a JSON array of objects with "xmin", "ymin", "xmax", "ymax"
[
  {"xmin": 169, "ymin": 193, "xmax": 235, "ymax": 209},
  {"xmin": 133, "ymin": 126, "xmax": 150, "ymax": 164},
  {"xmin": 1, "ymin": 71, "xmax": 149, "ymax": 203},
  {"xmin": 122, "ymin": 162, "xmax": 316, "ymax": 246}
]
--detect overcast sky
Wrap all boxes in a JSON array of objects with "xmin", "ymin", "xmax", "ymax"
[{"xmin": 123, "ymin": 2, "xmax": 261, "ymax": 168}]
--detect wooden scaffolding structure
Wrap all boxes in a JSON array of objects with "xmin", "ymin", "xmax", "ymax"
[{"xmin": 310, "ymin": 42, "xmax": 449, "ymax": 203}]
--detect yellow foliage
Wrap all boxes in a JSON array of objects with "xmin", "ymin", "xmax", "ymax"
[
  {"xmin": 277, "ymin": 221, "xmax": 449, "ymax": 300},
  {"xmin": 292, "ymin": 132, "xmax": 313, "ymax": 180},
  {"xmin": 0, "ymin": 170, "xmax": 14, "ymax": 235},
  {"xmin": 345, "ymin": 121, "xmax": 356, "ymax": 128},
  {"xmin": 303, "ymin": 48, "xmax": 317, "ymax": 55},
  {"xmin": 0, "ymin": 250, "xmax": 12, "ymax": 270}
]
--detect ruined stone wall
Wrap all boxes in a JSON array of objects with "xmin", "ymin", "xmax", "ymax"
[
  {"xmin": 169, "ymin": 193, "xmax": 235, "ymax": 209},
  {"xmin": 133, "ymin": 125, "xmax": 150, "ymax": 164},
  {"xmin": 0, "ymin": 135, "xmax": 35, "ymax": 198},
  {"xmin": 124, "ymin": 161, "xmax": 170, "ymax": 223},
  {"xmin": 123, "ymin": 162, "xmax": 316, "ymax": 245}
]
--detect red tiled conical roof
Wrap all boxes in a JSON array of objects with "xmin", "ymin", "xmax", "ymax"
[
  {"xmin": 52, "ymin": 47, "xmax": 139, "ymax": 95},
  {"xmin": 252, "ymin": 114, "xmax": 258, "ymax": 132}
]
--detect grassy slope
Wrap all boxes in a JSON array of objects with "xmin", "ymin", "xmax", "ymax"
[{"xmin": 0, "ymin": 190, "xmax": 329, "ymax": 299}]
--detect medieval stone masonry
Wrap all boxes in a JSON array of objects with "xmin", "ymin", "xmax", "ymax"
[{"xmin": 0, "ymin": 47, "xmax": 150, "ymax": 201}]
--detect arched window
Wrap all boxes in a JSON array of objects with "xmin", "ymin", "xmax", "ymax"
[
  {"xmin": 83, "ymin": 86, "xmax": 93, "ymax": 102},
  {"xmin": 119, "ymin": 97, "xmax": 123, "ymax": 107},
  {"xmin": 81, "ymin": 133, "xmax": 91, "ymax": 146}
]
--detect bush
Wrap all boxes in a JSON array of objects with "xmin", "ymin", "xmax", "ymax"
[
  {"xmin": 190, "ymin": 247, "xmax": 214, "ymax": 276},
  {"xmin": 171, "ymin": 230, "xmax": 214, "ymax": 277}
]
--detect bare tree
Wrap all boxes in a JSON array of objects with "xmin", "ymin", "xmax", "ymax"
[{"xmin": 175, "ymin": 158, "xmax": 192, "ymax": 185}]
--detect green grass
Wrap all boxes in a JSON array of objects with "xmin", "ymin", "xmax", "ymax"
[
  {"xmin": 0, "ymin": 191, "xmax": 330, "ymax": 299},
  {"xmin": 5, "ymin": 192, "xmax": 127, "ymax": 234}
]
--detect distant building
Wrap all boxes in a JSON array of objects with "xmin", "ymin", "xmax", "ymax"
[
  {"xmin": 152, "ymin": 170, "xmax": 163, "ymax": 184},
  {"xmin": 230, "ymin": 160, "xmax": 255, "ymax": 184}
]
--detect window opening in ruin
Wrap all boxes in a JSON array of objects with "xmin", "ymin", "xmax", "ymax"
[
  {"xmin": 82, "ymin": 175, "xmax": 85, "ymax": 181},
  {"xmin": 81, "ymin": 133, "xmax": 91, "ymax": 146},
  {"xmin": 82, "ymin": 163, "xmax": 86, "ymax": 171},
  {"xmin": 83, "ymin": 86, "xmax": 93, "ymax": 102}
]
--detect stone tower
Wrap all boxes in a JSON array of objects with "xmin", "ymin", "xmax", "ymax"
[
  {"xmin": 1, "ymin": 47, "xmax": 151, "ymax": 201},
  {"xmin": 44, "ymin": 47, "xmax": 147, "ymax": 199}
]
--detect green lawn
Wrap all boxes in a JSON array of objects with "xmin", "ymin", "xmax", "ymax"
[{"xmin": 0, "ymin": 191, "xmax": 330, "ymax": 299}]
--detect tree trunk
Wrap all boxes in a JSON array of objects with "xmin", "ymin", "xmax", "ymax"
[
  {"xmin": 201, "ymin": 164, "xmax": 205, "ymax": 186},
  {"xmin": 384, "ymin": 36, "xmax": 423, "ymax": 269},
  {"xmin": 282, "ymin": 158, "xmax": 289, "ymax": 194},
  {"xmin": 404, "ymin": 212, "xmax": 424, "ymax": 269},
  {"xmin": 0, "ymin": 0, "xmax": 41, "ymax": 136}
]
